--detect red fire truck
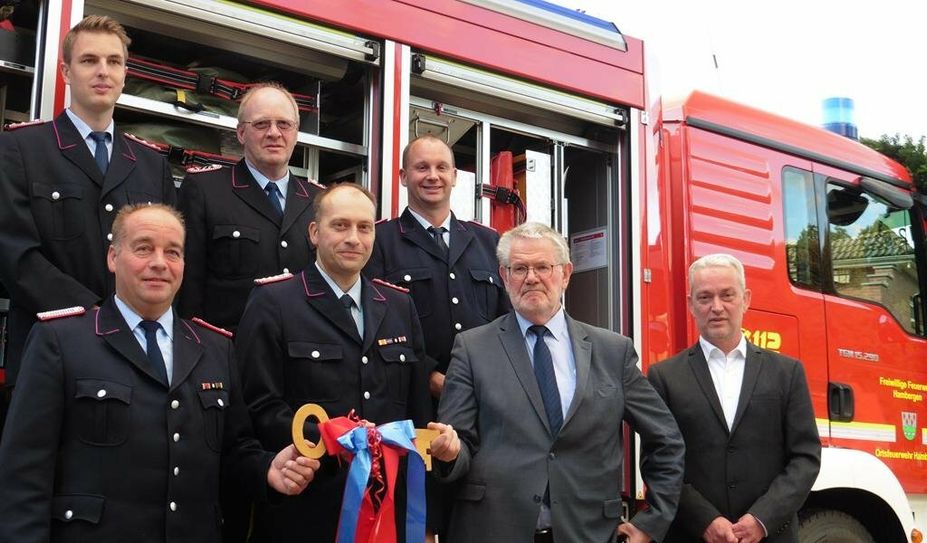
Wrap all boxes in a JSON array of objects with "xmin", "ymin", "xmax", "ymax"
[{"xmin": 1, "ymin": 0, "xmax": 924, "ymax": 541}]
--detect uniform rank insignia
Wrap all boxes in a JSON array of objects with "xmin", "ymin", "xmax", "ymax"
[
  {"xmin": 254, "ymin": 272, "xmax": 294, "ymax": 285},
  {"xmin": 371, "ymin": 278, "xmax": 409, "ymax": 293},
  {"xmin": 201, "ymin": 382, "xmax": 225, "ymax": 390},
  {"xmin": 377, "ymin": 335, "xmax": 407, "ymax": 346},
  {"xmin": 5, "ymin": 118, "xmax": 46, "ymax": 131},
  {"xmin": 36, "ymin": 306, "xmax": 86, "ymax": 321},
  {"xmin": 191, "ymin": 317, "xmax": 233, "ymax": 338},
  {"xmin": 185, "ymin": 163, "xmax": 223, "ymax": 174},
  {"xmin": 124, "ymin": 132, "xmax": 163, "ymax": 152}
]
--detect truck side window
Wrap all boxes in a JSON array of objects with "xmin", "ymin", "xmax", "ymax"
[
  {"xmin": 783, "ymin": 167, "xmax": 820, "ymax": 287},
  {"xmin": 826, "ymin": 183, "xmax": 923, "ymax": 335}
]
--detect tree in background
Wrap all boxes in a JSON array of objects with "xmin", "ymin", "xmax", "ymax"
[{"xmin": 861, "ymin": 134, "xmax": 927, "ymax": 193}]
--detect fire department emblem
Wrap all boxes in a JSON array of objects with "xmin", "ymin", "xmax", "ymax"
[{"xmin": 902, "ymin": 411, "xmax": 917, "ymax": 441}]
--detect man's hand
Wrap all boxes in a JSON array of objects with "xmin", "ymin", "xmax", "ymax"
[
  {"xmin": 429, "ymin": 370, "xmax": 445, "ymax": 398},
  {"xmin": 731, "ymin": 513, "xmax": 764, "ymax": 543},
  {"xmin": 426, "ymin": 422, "xmax": 460, "ymax": 462},
  {"xmin": 617, "ymin": 521, "xmax": 651, "ymax": 543},
  {"xmin": 703, "ymin": 516, "xmax": 737, "ymax": 543},
  {"xmin": 266, "ymin": 443, "xmax": 320, "ymax": 495}
]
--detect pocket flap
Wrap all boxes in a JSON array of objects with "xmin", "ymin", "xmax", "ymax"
[
  {"xmin": 33, "ymin": 183, "xmax": 83, "ymax": 201},
  {"xmin": 52, "ymin": 494, "xmax": 105, "ymax": 524},
  {"xmin": 456, "ymin": 483, "xmax": 486, "ymax": 502},
  {"xmin": 288, "ymin": 341, "xmax": 342, "ymax": 361},
  {"xmin": 469, "ymin": 268, "xmax": 501, "ymax": 286},
  {"xmin": 197, "ymin": 389, "xmax": 230, "ymax": 410},
  {"xmin": 212, "ymin": 224, "xmax": 260, "ymax": 242},
  {"xmin": 379, "ymin": 344, "xmax": 418, "ymax": 364},
  {"xmin": 602, "ymin": 497, "xmax": 623, "ymax": 519},
  {"xmin": 75, "ymin": 379, "xmax": 132, "ymax": 404},
  {"xmin": 387, "ymin": 268, "xmax": 432, "ymax": 284}
]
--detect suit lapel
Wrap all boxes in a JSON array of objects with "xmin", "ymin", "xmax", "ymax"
[
  {"xmin": 171, "ymin": 316, "xmax": 204, "ymax": 390},
  {"xmin": 100, "ymin": 133, "xmax": 139, "ymax": 199},
  {"xmin": 230, "ymin": 160, "xmax": 282, "ymax": 226},
  {"xmin": 447, "ymin": 215, "xmax": 474, "ymax": 268},
  {"xmin": 96, "ymin": 298, "xmax": 166, "ymax": 387},
  {"xmin": 561, "ymin": 315, "xmax": 591, "ymax": 429},
  {"xmin": 280, "ymin": 175, "xmax": 313, "ymax": 235},
  {"xmin": 498, "ymin": 313, "xmax": 552, "ymax": 435},
  {"xmin": 54, "ymin": 114, "xmax": 104, "ymax": 187},
  {"xmin": 301, "ymin": 266, "xmax": 361, "ymax": 343},
  {"xmin": 398, "ymin": 209, "xmax": 444, "ymax": 261},
  {"xmin": 730, "ymin": 343, "xmax": 763, "ymax": 435},
  {"xmin": 686, "ymin": 345, "xmax": 729, "ymax": 432},
  {"xmin": 361, "ymin": 279, "xmax": 387, "ymax": 353}
]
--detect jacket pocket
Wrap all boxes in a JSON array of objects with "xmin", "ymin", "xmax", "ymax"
[
  {"xmin": 602, "ymin": 497, "xmax": 623, "ymax": 519},
  {"xmin": 52, "ymin": 494, "xmax": 105, "ymax": 524},
  {"xmin": 74, "ymin": 379, "xmax": 131, "ymax": 446},
  {"xmin": 387, "ymin": 268, "xmax": 433, "ymax": 318},
  {"xmin": 469, "ymin": 269, "xmax": 504, "ymax": 320},
  {"xmin": 198, "ymin": 389, "xmax": 230, "ymax": 452},
  {"xmin": 33, "ymin": 183, "xmax": 85, "ymax": 240},
  {"xmin": 211, "ymin": 224, "xmax": 260, "ymax": 278},
  {"xmin": 379, "ymin": 344, "xmax": 417, "ymax": 405},
  {"xmin": 288, "ymin": 341, "xmax": 343, "ymax": 401},
  {"xmin": 456, "ymin": 482, "xmax": 486, "ymax": 502}
]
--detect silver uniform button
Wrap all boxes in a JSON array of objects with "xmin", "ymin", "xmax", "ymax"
[
  {"xmin": 171, "ymin": 400, "xmax": 179, "ymax": 409},
  {"xmin": 169, "ymin": 502, "xmax": 177, "ymax": 512},
  {"xmin": 361, "ymin": 356, "xmax": 368, "ymax": 364},
  {"xmin": 217, "ymin": 398, "xmax": 224, "ymax": 407},
  {"xmin": 455, "ymin": 323, "xmax": 462, "ymax": 331},
  {"xmin": 449, "ymin": 272, "xmax": 456, "ymax": 279},
  {"xmin": 173, "ymin": 432, "xmax": 180, "ymax": 442},
  {"xmin": 280, "ymin": 240, "xmax": 288, "ymax": 248},
  {"xmin": 363, "ymin": 391, "xmax": 371, "ymax": 400},
  {"xmin": 399, "ymin": 354, "xmax": 406, "ymax": 362},
  {"xmin": 107, "ymin": 233, "xmax": 113, "ymax": 241},
  {"xmin": 451, "ymin": 297, "xmax": 459, "ymax": 304},
  {"xmin": 97, "ymin": 389, "xmax": 107, "ymax": 398},
  {"xmin": 403, "ymin": 274, "xmax": 411, "ymax": 282},
  {"xmin": 173, "ymin": 466, "xmax": 180, "ymax": 476},
  {"xmin": 51, "ymin": 191, "xmax": 60, "ymax": 200},
  {"xmin": 283, "ymin": 268, "xmax": 289, "ymax": 274},
  {"xmin": 489, "ymin": 276, "xmax": 494, "ymax": 284},
  {"xmin": 311, "ymin": 350, "xmax": 320, "ymax": 359},
  {"xmin": 232, "ymin": 230, "xmax": 241, "ymax": 238},
  {"xmin": 104, "ymin": 203, "xmax": 114, "ymax": 212},
  {"xmin": 64, "ymin": 510, "xmax": 73, "ymax": 520}
]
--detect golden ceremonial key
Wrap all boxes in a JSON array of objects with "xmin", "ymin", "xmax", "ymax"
[{"xmin": 291, "ymin": 403, "xmax": 441, "ymax": 471}]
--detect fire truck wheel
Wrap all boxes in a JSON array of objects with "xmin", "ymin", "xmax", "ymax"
[{"xmin": 799, "ymin": 509, "xmax": 875, "ymax": 543}]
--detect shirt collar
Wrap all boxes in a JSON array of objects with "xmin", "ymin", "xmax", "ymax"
[
  {"xmin": 406, "ymin": 206, "xmax": 451, "ymax": 232},
  {"xmin": 65, "ymin": 108, "xmax": 114, "ymax": 141},
  {"xmin": 515, "ymin": 306, "xmax": 568, "ymax": 343},
  {"xmin": 698, "ymin": 334, "xmax": 747, "ymax": 361},
  {"xmin": 113, "ymin": 294, "xmax": 174, "ymax": 339},
  {"xmin": 315, "ymin": 261, "xmax": 362, "ymax": 306},
  {"xmin": 244, "ymin": 158, "xmax": 290, "ymax": 193}
]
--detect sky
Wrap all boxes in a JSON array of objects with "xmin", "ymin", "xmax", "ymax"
[{"xmin": 550, "ymin": 0, "xmax": 927, "ymax": 140}]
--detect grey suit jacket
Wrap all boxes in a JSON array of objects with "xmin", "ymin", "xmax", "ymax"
[
  {"xmin": 437, "ymin": 311, "xmax": 684, "ymax": 542},
  {"xmin": 648, "ymin": 342, "xmax": 821, "ymax": 543}
]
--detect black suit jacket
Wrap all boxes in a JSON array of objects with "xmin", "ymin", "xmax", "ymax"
[
  {"xmin": 0, "ymin": 113, "xmax": 175, "ymax": 383},
  {"xmin": 177, "ymin": 160, "xmax": 321, "ymax": 330},
  {"xmin": 647, "ymin": 342, "xmax": 821, "ymax": 542},
  {"xmin": 235, "ymin": 265, "xmax": 433, "ymax": 542},
  {"xmin": 364, "ymin": 209, "xmax": 509, "ymax": 373},
  {"xmin": 0, "ymin": 297, "xmax": 273, "ymax": 543}
]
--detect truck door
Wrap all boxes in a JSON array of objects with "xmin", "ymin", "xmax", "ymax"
[{"xmin": 816, "ymin": 167, "xmax": 927, "ymax": 493}]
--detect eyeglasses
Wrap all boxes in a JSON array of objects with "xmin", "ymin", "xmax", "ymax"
[
  {"xmin": 506, "ymin": 263, "xmax": 564, "ymax": 279},
  {"xmin": 240, "ymin": 119, "xmax": 297, "ymax": 132}
]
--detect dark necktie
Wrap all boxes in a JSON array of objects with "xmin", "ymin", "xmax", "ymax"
[
  {"xmin": 89, "ymin": 131, "xmax": 109, "ymax": 174},
  {"xmin": 340, "ymin": 294, "xmax": 360, "ymax": 335},
  {"xmin": 427, "ymin": 226, "xmax": 448, "ymax": 258},
  {"xmin": 139, "ymin": 320, "xmax": 169, "ymax": 386},
  {"xmin": 265, "ymin": 182, "xmax": 284, "ymax": 217},
  {"xmin": 529, "ymin": 325, "xmax": 562, "ymax": 436}
]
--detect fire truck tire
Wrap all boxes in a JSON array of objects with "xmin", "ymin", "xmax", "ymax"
[{"xmin": 799, "ymin": 510, "xmax": 875, "ymax": 543}]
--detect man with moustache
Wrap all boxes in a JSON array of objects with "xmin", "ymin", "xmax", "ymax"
[
  {"xmin": 236, "ymin": 183, "xmax": 453, "ymax": 542},
  {"xmin": 178, "ymin": 82, "xmax": 322, "ymax": 332},
  {"xmin": 0, "ymin": 15, "xmax": 175, "ymax": 427},
  {"xmin": 0, "ymin": 204, "xmax": 319, "ymax": 543}
]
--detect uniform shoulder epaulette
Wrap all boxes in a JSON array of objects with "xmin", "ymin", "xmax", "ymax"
[
  {"xmin": 36, "ymin": 306, "xmax": 86, "ymax": 321},
  {"xmin": 5, "ymin": 119, "xmax": 47, "ymax": 132},
  {"xmin": 467, "ymin": 220, "xmax": 498, "ymax": 233},
  {"xmin": 375, "ymin": 217, "xmax": 391, "ymax": 225},
  {"xmin": 185, "ymin": 163, "xmax": 223, "ymax": 174},
  {"xmin": 123, "ymin": 132, "xmax": 163, "ymax": 152},
  {"xmin": 372, "ymin": 278, "xmax": 409, "ymax": 293},
  {"xmin": 254, "ymin": 271, "xmax": 294, "ymax": 285},
  {"xmin": 308, "ymin": 178, "xmax": 326, "ymax": 190},
  {"xmin": 191, "ymin": 317, "xmax": 233, "ymax": 338}
]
